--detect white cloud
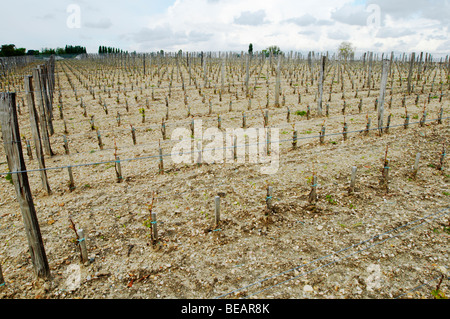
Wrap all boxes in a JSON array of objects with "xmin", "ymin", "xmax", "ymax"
[
  {"xmin": 0, "ymin": 0, "xmax": 448, "ymax": 56},
  {"xmin": 84, "ymin": 18, "xmax": 113, "ymax": 29},
  {"xmin": 234, "ymin": 10, "xmax": 268, "ymax": 26}
]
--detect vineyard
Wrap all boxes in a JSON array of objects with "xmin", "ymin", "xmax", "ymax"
[{"xmin": 0, "ymin": 51, "xmax": 448, "ymax": 299}]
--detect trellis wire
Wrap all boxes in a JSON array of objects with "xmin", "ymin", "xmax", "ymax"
[{"xmin": 0, "ymin": 116, "xmax": 448, "ymax": 176}]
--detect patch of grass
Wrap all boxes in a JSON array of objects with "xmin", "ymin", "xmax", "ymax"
[
  {"xmin": 326, "ymin": 194, "xmax": 336, "ymax": 204},
  {"xmin": 443, "ymin": 191, "xmax": 450, "ymax": 196},
  {"xmin": 5, "ymin": 173, "xmax": 13, "ymax": 184},
  {"xmin": 295, "ymin": 110, "xmax": 307, "ymax": 116}
]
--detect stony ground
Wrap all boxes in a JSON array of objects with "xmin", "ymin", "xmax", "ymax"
[{"xmin": 0, "ymin": 57, "xmax": 449, "ymax": 299}]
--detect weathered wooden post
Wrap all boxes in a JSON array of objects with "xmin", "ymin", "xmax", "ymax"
[
  {"xmin": 317, "ymin": 56, "xmax": 326, "ymax": 116},
  {"xmin": 349, "ymin": 166, "xmax": 357, "ymax": 194},
  {"xmin": 292, "ymin": 130, "xmax": 298, "ymax": 149},
  {"xmin": 380, "ymin": 146, "xmax": 390, "ymax": 193},
  {"xmin": 214, "ymin": 196, "xmax": 220, "ymax": 226},
  {"xmin": 438, "ymin": 107, "xmax": 443, "ymax": 124},
  {"xmin": 320, "ymin": 123, "xmax": 325, "ymax": 144},
  {"xmin": 420, "ymin": 105, "xmax": 427, "ymax": 127},
  {"xmin": 38, "ymin": 65, "xmax": 54, "ymax": 136},
  {"xmin": 438, "ymin": 146, "xmax": 446, "ymax": 171},
  {"xmin": 308, "ymin": 174, "xmax": 318, "ymax": 204},
  {"xmin": 407, "ymin": 52, "xmax": 415, "ymax": 95},
  {"xmin": 32, "ymin": 68, "xmax": 54, "ymax": 156},
  {"xmin": 378, "ymin": 59, "xmax": 389, "ymax": 135},
  {"xmin": 412, "ymin": 153, "xmax": 421, "ymax": 178},
  {"xmin": 151, "ymin": 211, "xmax": 158, "ymax": 243},
  {"xmin": 274, "ymin": 55, "xmax": 281, "ymax": 107},
  {"xmin": 0, "ymin": 262, "xmax": 4, "ymax": 288},
  {"xmin": 384, "ymin": 114, "xmax": 392, "ymax": 134},
  {"xmin": 96, "ymin": 129, "xmax": 104, "ymax": 150},
  {"xmin": 77, "ymin": 228, "xmax": 89, "ymax": 264},
  {"xmin": 63, "ymin": 135, "xmax": 70, "ymax": 155},
  {"xmin": 115, "ymin": 156, "xmax": 123, "ymax": 183},
  {"xmin": 158, "ymin": 143, "xmax": 164, "ymax": 175},
  {"xmin": 24, "ymin": 76, "xmax": 51, "ymax": 194},
  {"xmin": 343, "ymin": 119, "xmax": 348, "ymax": 141},
  {"xmin": 0, "ymin": 92, "xmax": 50, "ymax": 280},
  {"xmin": 365, "ymin": 115, "xmax": 371, "ymax": 136},
  {"xmin": 161, "ymin": 119, "xmax": 167, "ymax": 140},
  {"xmin": 67, "ymin": 166, "xmax": 75, "ymax": 191},
  {"xmin": 131, "ymin": 125, "xmax": 136, "ymax": 145},
  {"xmin": 266, "ymin": 186, "xmax": 273, "ymax": 210}
]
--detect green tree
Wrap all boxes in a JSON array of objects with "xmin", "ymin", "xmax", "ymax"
[
  {"xmin": 338, "ymin": 41, "xmax": 355, "ymax": 61},
  {"xmin": 1, "ymin": 44, "xmax": 16, "ymax": 57},
  {"xmin": 248, "ymin": 43, "xmax": 253, "ymax": 55},
  {"xmin": 262, "ymin": 45, "xmax": 282, "ymax": 57}
]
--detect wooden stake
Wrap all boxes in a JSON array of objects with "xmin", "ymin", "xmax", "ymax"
[
  {"xmin": 343, "ymin": 118, "xmax": 348, "ymax": 141},
  {"xmin": 385, "ymin": 114, "xmax": 391, "ymax": 134},
  {"xmin": 68, "ymin": 166, "xmax": 75, "ymax": 191},
  {"xmin": 158, "ymin": 142, "xmax": 164, "ymax": 174},
  {"xmin": 151, "ymin": 212, "xmax": 158, "ymax": 243},
  {"xmin": 115, "ymin": 156, "xmax": 123, "ymax": 183},
  {"xmin": 412, "ymin": 153, "xmax": 421, "ymax": 178},
  {"xmin": 308, "ymin": 174, "xmax": 318, "ymax": 203},
  {"xmin": 96, "ymin": 130, "xmax": 104, "ymax": 150},
  {"xmin": 438, "ymin": 107, "xmax": 443, "ymax": 124},
  {"xmin": 131, "ymin": 125, "xmax": 136, "ymax": 145},
  {"xmin": 438, "ymin": 145, "xmax": 446, "ymax": 171},
  {"xmin": 0, "ymin": 262, "xmax": 4, "ymax": 288},
  {"xmin": 320, "ymin": 122, "xmax": 325, "ymax": 144},
  {"xmin": 292, "ymin": 130, "xmax": 298, "ymax": 149},
  {"xmin": 0, "ymin": 92, "xmax": 50, "ymax": 280},
  {"xmin": 214, "ymin": 196, "xmax": 220, "ymax": 226},
  {"xmin": 63, "ymin": 135, "xmax": 69, "ymax": 155},
  {"xmin": 349, "ymin": 166, "xmax": 357, "ymax": 193},
  {"xmin": 32, "ymin": 68, "xmax": 54, "ymax": 156},
  {"xmin": 77, "ymin": 229, "xmax": 89, "ymax": 264},
  {"xmin": 266, "ymin": 186, "xmax": 273, "ymax": 210}
]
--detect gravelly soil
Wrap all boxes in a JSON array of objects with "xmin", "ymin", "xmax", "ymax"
[{"xmin": 0, "ymin": 58, "xmax": 449, "ymax": 299}]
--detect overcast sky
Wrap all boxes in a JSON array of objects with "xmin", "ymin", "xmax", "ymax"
[{"xmin": 1, "ymin": 0, "xmax": 449, "ymax": 57}]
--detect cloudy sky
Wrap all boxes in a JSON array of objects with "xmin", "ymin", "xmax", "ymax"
[{"xmin": 1, "ymin": 0, "xmax": 449, "ymax": 57}]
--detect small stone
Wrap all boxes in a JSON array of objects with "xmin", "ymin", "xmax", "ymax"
[
  {"xmin": 317, "ymin": 225, "xmax": 323, "ymax": 231},
  {"xmin": 303, "ymin": 285, "xmax": 314, "ymax": 292}
]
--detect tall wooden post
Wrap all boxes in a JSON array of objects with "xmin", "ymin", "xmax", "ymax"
[
  {"xmin": 274, "ymin": 55, "xmax": 281, "ymax": 107},
  {"xmin": 0, "ymin": 92, "xmax": 50, "ymax": 280},
  {"xmin": 377, "ymin": 59, "xmax": 389, "ymax": 135},
  {"xmin": 24, "ymin": 75, "xmax": 51, "ymax": 194},
  {"xmin": 317, "ymin": 56, "xmax": 326, "ymax": 116},
  {"xmin": 32, "ymin": 67, "xmax": 54, "ymax": 156},
  {"xmin": 39, "ymin": 65, "xmax": 54, "ymax": 136},
  {"xmin": 407, "ymin": 52, "xmax": 415, "ymax": 95}
]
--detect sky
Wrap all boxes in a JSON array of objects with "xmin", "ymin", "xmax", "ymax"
[{"xmin": 1, "ymin": 0, "xmax": 449, "ymax": 57}]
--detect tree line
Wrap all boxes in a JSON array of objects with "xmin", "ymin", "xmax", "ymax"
[
  {"xmin": 98, "ymin": 46, "xmax": 128, "ymax": 54},
  {"xmin": 0, "ymin": 44, "xmax": 87, "ymax": 57}
]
